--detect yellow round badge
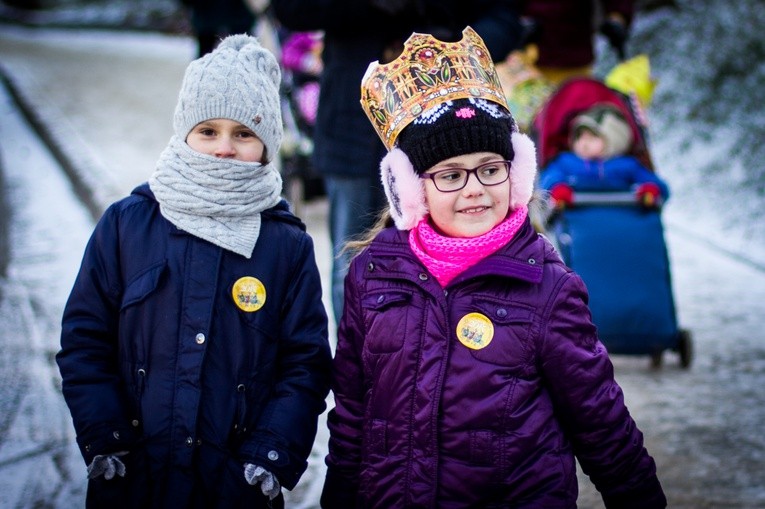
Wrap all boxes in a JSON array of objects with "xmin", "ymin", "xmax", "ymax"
[
  {"xmin": 456, "ymin": 312, "xmax": 494, "ymax": 350},
  {"xmin": 232, "ymin": 276, "xmax": 266, "ymax": 312}
]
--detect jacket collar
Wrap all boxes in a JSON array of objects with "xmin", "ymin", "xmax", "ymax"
[{"xmin": 366, "ymin": 218, "xmax": 546, "ymax": 286}]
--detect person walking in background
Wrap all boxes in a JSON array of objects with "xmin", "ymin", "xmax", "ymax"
[
  {"xmin": 541, "ymin": 103, "xmax": 669, "ymax": 209},
  {"xmin": 56, "ymin": 34, "xmax": 331, "ymax": 508},
  {"xmin": 271, "ymin": 0, "xmax": 524, "ymax": 325},
  {"xmin": 320, "ymin": 27, "xmax": 667, "ymax": 508},
  {"xmin": 181, "ymin": 0, "xmax": 259, "ymax": 57},
  {"xmin": 518, "ymin": 0, "xmax": 634, "ymax": 85},
  {"xmin": 280, "ymin": 31, "xmax": 323, "ymax": 128}
]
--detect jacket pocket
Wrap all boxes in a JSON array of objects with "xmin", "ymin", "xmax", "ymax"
[
  {"xmin": 361, "ymin": 289, "xmax": 412, "ymax": 354},
  {"xmin": 120, "ymin": 260, "xmax": 166, "ymax": 310},
  {"xmin": 467, "ymin": 299, "xmax": 534, "ymax": 367},
  {"xmin": 469, "ymin": 429, "xmax": 497, "ymax": 465},
  {"xmin": 366, "ymin": 418, "xmax": 388, "ymax": 456}
]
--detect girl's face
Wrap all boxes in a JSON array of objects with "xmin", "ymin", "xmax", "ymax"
[
  {"xmin": 186, "ymin": 118, "xmax": 265, "ymax": 162},
  {"xmin": 422, "ymin": 152, "xmax": 511, "ymax": 238},
  {"xmin": 572, "ymin": 129, "xmax": 606, "ymax": 160}
]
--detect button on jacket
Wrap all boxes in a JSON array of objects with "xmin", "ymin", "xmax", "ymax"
[
  {"xmin": 322, "ymin": 218, "xmax": 666, "ymax": 508},
  {"xmin": 57, "ymin": 184, "xmax": 331, "ymax": 508}
]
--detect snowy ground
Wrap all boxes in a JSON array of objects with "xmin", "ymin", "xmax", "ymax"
[{"xmin": 1, "ymin": 14, "xmax": 764, "ymax": 509}]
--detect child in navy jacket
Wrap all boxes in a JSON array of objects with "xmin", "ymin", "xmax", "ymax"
[{"xmin": 57, "ymin": 34, "xmax": 331, "ymax": 508}]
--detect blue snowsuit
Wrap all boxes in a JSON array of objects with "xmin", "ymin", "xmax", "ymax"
[{"xmin": 539, "ymin": 152, "xmax": 670, "ymax": 199}]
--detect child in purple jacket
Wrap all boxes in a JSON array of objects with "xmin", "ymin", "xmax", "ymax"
[{"xmin": 319, "ymin": 27, "xmax": 667, "ymax": 509}]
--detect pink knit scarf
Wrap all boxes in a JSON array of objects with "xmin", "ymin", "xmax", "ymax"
[{"xmin": 409, "ymin": 206, "xmax": 528, "ymax": 287}]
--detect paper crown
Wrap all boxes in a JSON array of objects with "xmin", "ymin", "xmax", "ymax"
[{"xmin": 360, "ymin": 26, "xmax": 509, "ymax": 150}]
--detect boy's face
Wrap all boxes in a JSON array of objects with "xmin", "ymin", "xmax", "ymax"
[
  {"xmin": 186, "ymin": 118, "xmax": 265, "ymax": 162},
  {"xmin": 572, "ymin": 129, "xmax": 606, "ymax": 160}
]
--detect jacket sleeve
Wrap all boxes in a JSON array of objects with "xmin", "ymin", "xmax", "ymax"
[
  {"xmin": 320, "ymin": 258, "xmax": 367, "ymax": 508},
  {"xmin": 56, "ymin": 205, "xmax": 140, "ymax": 464},
  {"xmin": 237, "ymin": 232, "xmax": 332, "ymax": 490},
  {"xmin": 468, "ymin": 0, "xmax": 525, "ymax": 61},
  {"xmin": 538, "ymin": 271, "xmax": 667, "ymax": 509},
  {"xmin": 538, "ymin": 153, "xmax": 571, "ymax": 190},
  {"xmin": 632, "ymin": 163, "xmax": 671, "ymax": 201}
]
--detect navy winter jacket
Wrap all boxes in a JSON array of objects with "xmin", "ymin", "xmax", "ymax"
[
  {"xmin": 57, "ymin": 184, "xmax": 332, "ymax": 508},
  {"xmin": 321, "ymin": 218, "xmax": 666, "ymax": 508}
]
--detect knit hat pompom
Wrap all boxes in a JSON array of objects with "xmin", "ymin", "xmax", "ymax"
[
  {"xmin": 396, "ymin": 98, "xmax": 515, "ymax": 174},
  {"xmin": 570, "ymin": 104, "xmax": 633, "ymax": 159},
  {"xmin": 173, "ymin": 34, "xmax": 283, "ymax": 162}
]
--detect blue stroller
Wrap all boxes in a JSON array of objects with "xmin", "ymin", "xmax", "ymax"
[{"xmin": 532, "ymin": 78, "xmax": 692, "ymax": 368}]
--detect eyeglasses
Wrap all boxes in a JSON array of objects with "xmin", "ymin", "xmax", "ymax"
[{"xmin": 419, "ymin": 160, "xmax": 511, "ymax": 192}]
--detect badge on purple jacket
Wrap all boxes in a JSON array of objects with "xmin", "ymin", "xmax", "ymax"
[{"xmin": 456, "ymin": 313, "xmax": 494, "ymax": 350}]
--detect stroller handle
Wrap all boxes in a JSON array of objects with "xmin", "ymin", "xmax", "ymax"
[{"xmin": 573, "ymin": 191, "xmax": 637, "ymax": 206}]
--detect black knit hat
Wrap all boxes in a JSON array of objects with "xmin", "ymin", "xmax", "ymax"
[{"xmin": 396, "ymin": 98, "xmax": 516, "ymax": 174}]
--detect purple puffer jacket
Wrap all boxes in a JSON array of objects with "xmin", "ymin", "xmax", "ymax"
[{"xmin": 321, "ymin": 218, "xmax": 666, "ymax": 509}]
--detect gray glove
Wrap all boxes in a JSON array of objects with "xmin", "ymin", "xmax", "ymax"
[
  {"xmin": 244, "ymin": 463, "xmax": 281, "ymax": 500},
  {"xmin": 87, "ymin": 451, "xmax": 128, "ymax": 480}
]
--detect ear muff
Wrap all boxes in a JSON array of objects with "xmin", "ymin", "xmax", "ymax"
[
  {"xmin": 509, "ymin": 131, "xmax": 537, "ymax": 209},
  {"xmin": 380, "ymin": 148, "xmax": 429, "ymax": 230}
]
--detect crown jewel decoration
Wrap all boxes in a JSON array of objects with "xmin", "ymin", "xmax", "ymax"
[{"xmin": 361, "ymin": 26, "xmax": 509, "ymax": 150}]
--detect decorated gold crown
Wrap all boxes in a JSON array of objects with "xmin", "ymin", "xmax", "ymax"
[{"xmin": 360, "ymin": 26, "xmax": 509, "ymax": 150}]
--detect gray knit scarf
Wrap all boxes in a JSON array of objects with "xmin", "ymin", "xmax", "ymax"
[{"xmin": 149, "ymin": 135, "xmax": 283, "ymax": 258}]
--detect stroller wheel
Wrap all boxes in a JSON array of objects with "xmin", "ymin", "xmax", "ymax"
[{"xmin": 677, "ymin": 328, "xmax": 693, "ymax": 369}]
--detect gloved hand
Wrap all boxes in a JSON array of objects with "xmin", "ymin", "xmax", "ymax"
[
  {"xmin": 87, "ymin": 451, "xmax": 128, "ymax": 480},
  {"xmin": 244, "ymin": 463, "xmax": 281, "ymax": 500},
  {"xmin": 599, "ymin": 18, "xmax": 628, "ymax": 60},
  {"xmin": 549, "ymin": 184, "xmax": 575, "ymax": 209},
  {"xmin": 635, "ymin": 182, "xmax": 662, "ymax": 209}
]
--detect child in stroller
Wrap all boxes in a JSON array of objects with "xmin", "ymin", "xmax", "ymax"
[
  {"xmin": 533, "ymin": 77, "xmax": 692, "ymax": 368},
  {"xmin": 540, "ymin": 103, "xmax": 669, "ymax": 210}
]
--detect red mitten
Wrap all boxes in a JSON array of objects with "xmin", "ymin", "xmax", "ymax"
[
  {"xmin": 635, "ymin": 182, "xmax": 662, "ymax": 209},
  {"xmin": 550, "ymin": 184, "xmax": 574, "ymax": 209}
]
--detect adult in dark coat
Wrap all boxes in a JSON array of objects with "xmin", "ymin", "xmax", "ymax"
[
  {"xmin": 181, "ymin": 0, "xmax": 258, "ymax": 57},
  {"xmin": 271, "ymin": 0, "xmax": 524, "ymax": 325},
  {"xmin": 518, "ymin": 0, "xmax": 635, "ymax": 84}
]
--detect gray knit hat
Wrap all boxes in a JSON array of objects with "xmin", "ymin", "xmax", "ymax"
[{"xmin": 173, "ymin": 34, "xmax": 283, "ymax": 162}]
